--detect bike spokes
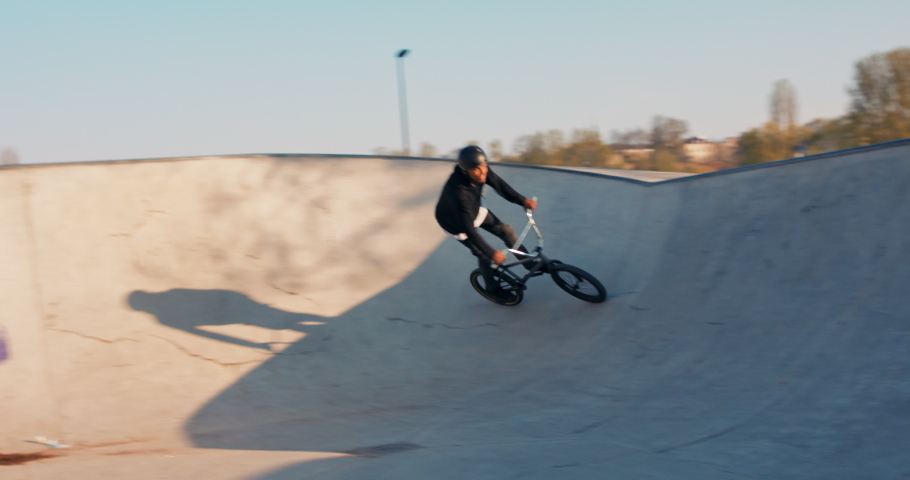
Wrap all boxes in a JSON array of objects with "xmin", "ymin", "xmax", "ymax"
[
  {"xmin": 470, "ymin": 268, "xmax": 524, "ymax": 306},
  {"xmin": 550, "ymin": 264, "xmax": 607, "ymax": 303}
]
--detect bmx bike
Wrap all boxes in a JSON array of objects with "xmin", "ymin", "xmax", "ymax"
[{"xmin": 469, "ymin": 199, "xmax": 607, "ymax": 306}]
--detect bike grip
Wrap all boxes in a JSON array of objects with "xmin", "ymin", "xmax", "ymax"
[{"xmin": 490, "ymin": 249, "xmax": 508, "ymax": 269}]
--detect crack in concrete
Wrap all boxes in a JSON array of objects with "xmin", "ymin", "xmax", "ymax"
[
  {"xmin": 267, "ymin": 281, "xmax": 299, "ymax": 296},
  {"xmin": 654, "ymin": 395, "xmax": 788, "ymax": 454},
  {"xmin": 115, "ymin": 208, "xmax": 168, "ymax": 238},
  {"xmin": 148, "ymin": 335, "xmax": 267, "ymax": 367},
  {"xmin": 386, "ymin": 317, "xmax": 416, "ymax": 323},
  {"xmin": 49, "ymin": 328, "xmax": 139, "ymax": 344},
  {"xmin": 572, "ymin": 419, "xmax": 609, "ymax": 434},
  {"xmin": 147, "ymin": 333, "xmax": 320, "ymax": 367},
  {"xmin": 386, "ymin": 316, "xmax": 498, "ymax": 330},
  {"xmin": 424, "ymin": 323, "xmax": 500, "ymax": 330}
]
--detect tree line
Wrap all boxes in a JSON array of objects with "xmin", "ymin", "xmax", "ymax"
[
  {"xmin": 394, "ymin": 46, "xmax": 909, "ymax": 172},
  {"xmin": 738, "ymin": 47, "xmax": 910, "ymax": 166},
  {"xmin": 498, "ymin": 115, "xmax": 697, "ymax": 171}
]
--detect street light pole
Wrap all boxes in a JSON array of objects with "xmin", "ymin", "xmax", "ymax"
[{"xmin": 395, "ymin": 49, "xmax": 411, "ymax": 155}]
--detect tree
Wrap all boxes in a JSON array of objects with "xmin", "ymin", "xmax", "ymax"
[
  {"xmin": 1, "ymin": 148, "xmax": 19, "ymax": 165},
  {"xmin": 770, "ymin": 79, "xmax": 798, "ymax": 130},
  {"xmin": 562, "ymin": 129, "xmax": 613, "ymax": 168},
  {"xmin": 418, "ymin": 143, "xmax": 437, "ymax": 157},
  {"xmin": 510, "ymin": 128, "xmax": 612, "ymax": 168},
  {"xmin": 609, "ymin": 116, "xmax": 689, "ymax": 171},
  {"xmin": 648, "ymin": 116, "xmax": 688, "ymax": 169},
  {"xmin": 651, "ymin": 149, "xmax": 679, "ymax": 172},
  {"xmin": 512, "ymin": 130, "xmax": 565, "ymax": 165},
  {"xmin": 488, "ymin": 140, "xmax": 503, "ymax": 161},
  {"xmin": 737, "ymin": 121, "xmax": 813, "ymax": 166},
  {"xmin": 846, "ymin": 47, "xmax": 910, "ymax": 145},
  {"xmin": 803, "ymin": 117, "xmax": 856, "ymax": 154},
  {"xmin": 650, "ymin": 116, "xmax": 688, "ymax": 150},
  {"xmin": 610, "ymin": 128, "xmax": 650, "ymax": 145},
  {"xmin": 544, "ymin": 130, "xmax": 565, "ymax": 153},
  {"xmin": 512, "ymin": 132, "xmax": 549, "ymax": 165},
  {"xmin": 736, "ymin": 80, "xmax": 813, "ymax": 166}
]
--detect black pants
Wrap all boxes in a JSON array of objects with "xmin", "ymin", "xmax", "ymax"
[{"xmin": 458, "ymin": 211, "xmax": 533, "ymax": 290}]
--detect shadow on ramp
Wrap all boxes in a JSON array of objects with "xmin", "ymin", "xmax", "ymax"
[
  {"xmin": 127, "ymin": 231, "xmax": 910, "ymax": 479},
  {"xmin": 129, "ymin": 289, "xmax": 329, "ymax": 351},
  {"xmin": 124, "ymin": 144, "xmax": 910, "ymax": 479},
  {"xmin": 128, "ymin": 244, "xmax": 613, "ymax": 452}
]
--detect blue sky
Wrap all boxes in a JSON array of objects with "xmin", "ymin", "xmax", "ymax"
[{"xmin": 1, "ymin": 0, "xmax": 908, "ymax": 163}]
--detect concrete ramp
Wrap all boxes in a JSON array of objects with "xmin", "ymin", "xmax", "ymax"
[{"xmin": 2, "ymin": 142, "xmax": 910, "ymax": 479}]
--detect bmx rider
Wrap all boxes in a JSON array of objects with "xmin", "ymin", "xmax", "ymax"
[{"xmin": 435, "ymin": 146, "xmax": 540, "ymax": 300}]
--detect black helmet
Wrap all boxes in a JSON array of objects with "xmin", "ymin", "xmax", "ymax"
[{"xmin": 458, "ymin": 145, "xmax": 488, "ymax": 171}]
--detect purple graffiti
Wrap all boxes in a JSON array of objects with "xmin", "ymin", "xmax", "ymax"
[{"xmin": 0, "ymin": 326, "xmax": 8, "ymax": 363}]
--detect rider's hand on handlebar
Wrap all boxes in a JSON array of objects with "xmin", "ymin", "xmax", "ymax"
[
  {"xmin": 523, "ymin": 198, "xmax": 538, "ymax": 211},
  {"xmin": 492, "ymin": 250, "xmax": 508, "ymax": 265}
]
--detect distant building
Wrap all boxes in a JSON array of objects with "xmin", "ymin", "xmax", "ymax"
[
  {"xmin": 682, "ymin": 136, "xmax": 714, "ymax": 163},
  {"xmin": 611, "ymin": 137, "xmax": 739, "ymax": 166},
  {"xmin": 682, "ymin": 137, "xmax": 739, "ymax": 164}
]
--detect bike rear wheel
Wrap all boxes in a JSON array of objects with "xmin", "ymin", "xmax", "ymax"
[
  {"xmin": 470, "ymin": 268, "xmax": 524, "ymax": 306},
  {"xmin": 550, "ymin": 264, "xmax": 607, "ymax": 303}
]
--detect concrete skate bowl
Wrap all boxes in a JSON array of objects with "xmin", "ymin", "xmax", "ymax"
[{"xmin": 1, "ymin": 140, "xmax": 909, "ymax": 479}]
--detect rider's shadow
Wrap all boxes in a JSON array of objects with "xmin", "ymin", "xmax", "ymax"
[{"xmin": 128, "ymin": 289, "xmax": 326, "ymax": 352}]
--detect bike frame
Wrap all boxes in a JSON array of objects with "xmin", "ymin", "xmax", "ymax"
[{"xmin": 491, "ymin": 198, "xmax": 552, "ymax": 289}]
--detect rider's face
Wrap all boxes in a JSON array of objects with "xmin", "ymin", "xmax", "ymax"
[{"xmin": 465, "ymin": 164, "xmax": 488, "ymax": 184}]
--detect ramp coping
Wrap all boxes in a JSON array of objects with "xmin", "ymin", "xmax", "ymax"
[{"xmin": 2, "ymin": 137, "xmax": 908, "ymax": 186}]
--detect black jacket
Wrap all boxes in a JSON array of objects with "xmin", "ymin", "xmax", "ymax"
[{"xmin": 435, "ymin": 165, "xmax": 526, "ymax": 258}]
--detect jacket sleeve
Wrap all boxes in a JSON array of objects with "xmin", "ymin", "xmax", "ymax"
[{"xmin": 485, "ymin": 169, "xmax": 527, "ymax": 206}]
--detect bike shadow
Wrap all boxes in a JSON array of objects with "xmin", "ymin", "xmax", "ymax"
[
  {"xmin": 125, "ymin": 240, "xmax": 519, "ymax": 450},
  {"xmin": 124, "ymin": 239, "xmax": 617, "ymax": 478},
  {"xmin": 128, "ymin": 289, "xmax": 328, "ymax": 352}
]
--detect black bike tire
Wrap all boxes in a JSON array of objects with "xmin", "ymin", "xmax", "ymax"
[
  {"xmin": 550, "ymin": 264, "xmax": 607, "ymax": 303},
  {"xmin": 470, "ymin": 268, "xmax": 524, "ymax": 306}
]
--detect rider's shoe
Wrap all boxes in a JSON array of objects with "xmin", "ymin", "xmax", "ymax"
[
  {"xmin": 525, "ymin": 259, "xmax": 551, "ymax": 274},
  {"xmin": 486, "ymin": 284, "xmax": 506, "ymax": 297},
  {"xmin": 486, "ymin": 284, "xmax": 516, "ymax": 302}
]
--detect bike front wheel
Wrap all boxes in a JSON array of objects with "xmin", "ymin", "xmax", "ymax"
[
  {"xmin": 470, "ymin": 268, "xmax": 524, "ymax": 306},
  {"xmin": 550, "ymin": 264, "xmax": 607, "ymax": 303}
]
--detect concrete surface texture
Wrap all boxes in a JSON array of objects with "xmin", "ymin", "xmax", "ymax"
[{"xmin": 1, "ymin": 142, "xmax": 909, "ymax": 479}]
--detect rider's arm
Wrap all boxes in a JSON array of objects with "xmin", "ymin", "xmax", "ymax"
[{"xmin": 485, "ymin": 169, "xmax": 526, "ymax": 207}]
